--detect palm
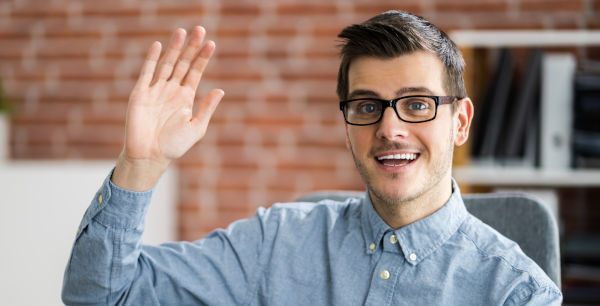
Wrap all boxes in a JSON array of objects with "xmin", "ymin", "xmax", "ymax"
[{"xmin": 124, "ymin": 27, "xmax": 223, "ymax": 164}]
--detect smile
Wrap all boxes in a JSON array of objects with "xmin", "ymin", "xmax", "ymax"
[{"xmin": 376, "ymin": 153, "xmax": 419, "ymax": 167}]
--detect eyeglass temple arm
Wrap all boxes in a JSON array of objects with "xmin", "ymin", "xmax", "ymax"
[{"xmin": 439, "ymin": 96, "xmax": 460, "ymax": 105}]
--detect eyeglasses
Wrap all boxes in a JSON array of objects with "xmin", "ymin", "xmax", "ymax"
[{"xmin": 339, "ymin": 95, "xmax": 459, "ymax": 126}]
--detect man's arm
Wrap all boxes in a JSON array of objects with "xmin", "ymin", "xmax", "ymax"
[
  {"xmin": 62, "ymin": 173, "xmax": 267, "ymax": 305},
  {"xmin": 61, "ymin": 26, "xmax": 241, "ymax": 304}
]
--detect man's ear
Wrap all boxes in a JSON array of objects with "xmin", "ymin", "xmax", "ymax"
[{"xmin": 454, "ymin": 97, "xmax": 474, "ymax": 146}]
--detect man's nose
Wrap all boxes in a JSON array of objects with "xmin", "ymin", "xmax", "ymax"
[{"xmin": 375, "ymin": 107, "xmax": 410, "ymax": 141}]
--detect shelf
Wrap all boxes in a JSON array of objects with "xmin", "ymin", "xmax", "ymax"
[
  {"xmin": 450, "ymin": 30, "xmax": 600, "ymax": 47},
  {"xmin": 453, "ymin": 166, "xmax": 600, "ymax": 187}
]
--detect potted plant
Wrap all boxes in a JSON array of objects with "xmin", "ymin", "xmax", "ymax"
[{"xmin": 0, "ymin": 81, "xmax": 12, "ymax": 161}]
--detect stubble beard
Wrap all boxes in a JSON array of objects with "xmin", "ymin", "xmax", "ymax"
[{"xmin": 349, "ymin": 127, "xmax": 455, "ymax": 211}]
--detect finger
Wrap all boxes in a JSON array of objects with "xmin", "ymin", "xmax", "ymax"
[
  {"xmin": 170, "ymin": 26, "xmax": 206, "ymax": 83},
  {"xmin": 151, "ymin": 28, "xmax": 187, "ymax": 85},
  {"xmin": 191, "ymin": 88, "xmax": 224, "ymax": 132},
  {"xmin": 135, "ymin": 41, "xmax": 162, "ymax": 89},
  {"xmin": 181, "ymin": 40, "xmax": 216, "ymax": 90}
]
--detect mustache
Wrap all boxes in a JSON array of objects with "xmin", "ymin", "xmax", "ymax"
[{"xmin": 368, "ymin": 141, "xmax": 421, "ymax": 158}]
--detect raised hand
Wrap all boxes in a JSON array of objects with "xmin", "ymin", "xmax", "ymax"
[{"xmin": 112, "ymin": 26, "xmax": 224, "ymax": 191}]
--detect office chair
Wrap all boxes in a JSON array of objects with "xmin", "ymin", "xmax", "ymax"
[{"xmin": 296, "ymin": 191, "xmax": 561, "ymax": 288}]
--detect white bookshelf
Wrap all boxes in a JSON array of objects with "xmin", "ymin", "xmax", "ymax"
[
  {"xmin": 451, "ymin": 30, "xmax": 600, "ymax": 47},
  {"xmin": 453, "ymin": 166, "xmax": 600, "ymax": 187},
  {"xmin": 450, "ymin": 30, "xmax": 600, "ymax": 188}
]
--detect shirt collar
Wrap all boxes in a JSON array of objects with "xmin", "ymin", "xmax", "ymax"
[{"xmin": 360, "ymin": 178, "xmax": 468, "ymax": 265}]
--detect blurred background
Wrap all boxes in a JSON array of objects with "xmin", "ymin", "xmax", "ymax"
[{"xmin": 1, "ymin": 0, "xmax": 599, "ymax": 304}]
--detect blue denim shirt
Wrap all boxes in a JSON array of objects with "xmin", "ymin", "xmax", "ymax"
[{"xmin": 62, "ymin": 172, "xmax": 562, "ymax": 305}]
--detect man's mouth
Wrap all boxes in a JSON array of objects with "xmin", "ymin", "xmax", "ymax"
[{"xmin": 375, "ymin": 153, "xmax": 419, "ymax": 167}]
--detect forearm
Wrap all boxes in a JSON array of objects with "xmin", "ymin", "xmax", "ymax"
[{"xmin": 62, "ymin": 170, "xmax": 154, "ymax": 305}]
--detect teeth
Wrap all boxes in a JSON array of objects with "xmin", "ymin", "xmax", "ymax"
[{"xmin": 377, "ymin": 153, "xmax": 418, "ymax": 161}]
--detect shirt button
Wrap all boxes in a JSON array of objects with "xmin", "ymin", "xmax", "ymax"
[
  {"xmin": 98, "ymin": 194, "xmax": 103, "ymax": 204},
  {"xmin": 409, "ymin": 253, "xmax": 417, "ymax": 261},
  {"xmin": 380, "ymin": 270, "xmax": 391, "ymax": 280},
  {"xmin": 368, "ymin": 243, "xmax": 376, "ymax": 251},
  {"xmin": 389, "ymin": 234, "xmax": 398, "ymax": 244}
]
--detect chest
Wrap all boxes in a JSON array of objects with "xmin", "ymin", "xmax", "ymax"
[{"xmin": 249, "ymin": 229, "xmax": 503, "ymax": 305}]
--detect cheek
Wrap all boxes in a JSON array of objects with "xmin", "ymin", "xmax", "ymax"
[
  {"xmin": 347, "ymin": 128, "xmax": 373, "ymax": 153},
  {"xmin": 420, "ymin": 120, "xmax": 453, "ymax": 153}
]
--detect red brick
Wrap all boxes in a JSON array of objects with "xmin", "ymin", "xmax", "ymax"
[
  {"xmin": 80, "ymin": 4, "xmax": 142, "ymax": 18},
  {"xmin": 519, "ymin": 0, "xmax": 585, "ymax": 12},
  {"xmin": 266, "ymin": 27, "xmax": 298, "ymax": 37},
  {"xmin": 265, "ymin": 93, "xmax": 289, "ymax": 104},
  {"xmin": 11, "ymin": 123, "xmax": 64, "ymax": 144},
  {"xmin": 216, "ymin": 167, "xmax": 261, "ymax": 189},
  {"xmin": 220, "ymin": 3, "xmax": 260, "ymax": 16},
  {"xmin": 12, "ymin": 103, "xmax": 71, "ymax": 125},
  {"xmin": 67, "ymin": 123, "xmax": 123, "ymax": 143},
  {"xmin": 67, "ymin": 142, "xmax": 122, "ymax": 158},
  {"xmin": 305, "ymin": 37, "xmax": 341, "ymax": 58},
  {"xmin": 463, "ymin": 12, "xmax": 548, "ymax": 30},
  {"xmin": 12, "ymin": 143, "xmax": 56, "ymax": 159},
  {"xmin": 204, "ymin": 60, "xmax": 263, "ymax": 81},
  {"xmin": 433, "ymin": 0, "xmax": 508, "ymax": 12},
  {"xmin": 594, "ymin": 0, "xmax": 600, "ymax": 12},
  {"xmin": 354, "ymin": 3, "xmax": 422, "ymax": 16},
  {"xmin": 212, "ymin": 37, "xmax": 253, "ymax": 59},
  {"xmin": 276, "ymin": 3, "xmax": 338, "ymax": 15},
  {"xmin": 156, "ymin": 6, "xmax": 206, "ymax": 17},
  {"xmin": 11, "ymin": 7, "xmax": 69, "ymax": 19}
]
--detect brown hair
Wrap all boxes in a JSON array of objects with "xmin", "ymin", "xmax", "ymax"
[{"xmin": 337, "ymin": 10, "xmax": 467, "ymax": 106}]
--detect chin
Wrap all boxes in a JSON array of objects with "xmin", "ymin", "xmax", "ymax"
[{"xmin": 369, "ymin": 182, "xmax": 420, "ymax": 206}]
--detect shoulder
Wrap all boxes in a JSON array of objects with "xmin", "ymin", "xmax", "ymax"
[
  {"xmin": 250, "ymin": 197, "xmax": 364, "ymax": 237},
  {"xmin": 456, "ymin": 215, "xmax": 562, "ymax": 303},
  {"xmin": 258, "ymin": 197, "xmax": 362, "ymax": 224}
]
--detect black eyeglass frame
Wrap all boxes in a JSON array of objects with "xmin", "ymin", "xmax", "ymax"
[{"xmin": 339, "ymin": 95, "xmax": 460, "ymax": 126}]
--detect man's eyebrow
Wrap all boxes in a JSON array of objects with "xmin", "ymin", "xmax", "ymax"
[
  {"xmin": 347, "ymin": 87, "xmax": 436, "ymax": 100},
  {"xmin": 396, "ymin": 87, "xmax": 435, "ymax": 96},
  {"xmin": 347, "ymin": 89, "xmax": 379, "ymax": 99}
]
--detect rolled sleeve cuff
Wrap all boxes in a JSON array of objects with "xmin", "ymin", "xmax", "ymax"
[{"xmin": 78, "ymin": 169, "xmax": 155, "ymax": 232}]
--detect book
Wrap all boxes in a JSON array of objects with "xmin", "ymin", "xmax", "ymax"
[
  {"xmin": 472, "ymin": 48, "xmax": 516, "ymax": 160},
  {"xmin": 501, "ymin": 49, "xmax": 542, "ymax": 162},
  {"xmin": 540, "ymin": 53, "xmax": 576, "ymax": 170}
]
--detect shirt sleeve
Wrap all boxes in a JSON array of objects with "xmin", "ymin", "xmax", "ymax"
[
  {"xmin": 504, "ymin": 282, "xmax": 563, "ymax": 306},
  {"xmin": 61, "ymin": 170, "xmax": 267, "ymax": 305}
]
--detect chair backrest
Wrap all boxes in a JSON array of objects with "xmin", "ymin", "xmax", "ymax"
[{"xmin": 296, "ymin": 191, "xmax": 561, "ymax": 288}]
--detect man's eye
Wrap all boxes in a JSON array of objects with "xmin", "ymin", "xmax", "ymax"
[
  {"xmin": 408, "ymin": 102, "xmax": 429, "ymax": 110},
  {"xmin": 359, "ymin": 102, "xmax": 378, "ymax": 113},
  {"xmin": 407, "ymin": 101, "xmax": 429, "ymax": 111}
]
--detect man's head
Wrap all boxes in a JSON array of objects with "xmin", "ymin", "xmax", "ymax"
[
  {"xmin": 337, "ymin": 11, "xmax": 473, "ymax": 224},
  {"xmin": 337, "ymin": 10, "xmax": 467, "ymax": 103}
]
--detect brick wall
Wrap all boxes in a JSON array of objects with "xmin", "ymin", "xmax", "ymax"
[{"xmin": 0, "ymin": 0, "xmax": 596, "ymax": 240}]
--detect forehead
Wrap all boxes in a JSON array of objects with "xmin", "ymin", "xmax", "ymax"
[{"xmin": 347, "ymin": 51, "xmax": 446, "ymax": 97}]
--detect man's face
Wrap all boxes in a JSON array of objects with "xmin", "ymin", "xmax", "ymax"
[{"xmin": 345, "ymin": 51, "xmax": 471, "ymax": 207}]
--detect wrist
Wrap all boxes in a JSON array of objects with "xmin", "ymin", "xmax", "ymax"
[{"xmin": 111, "ymin": 152, "xmax": 170, "ymax": 191}]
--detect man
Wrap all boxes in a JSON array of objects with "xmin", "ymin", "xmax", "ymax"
[{"xmin": 62, "ymin": 11, "xmax": 562, "ymax": 305}]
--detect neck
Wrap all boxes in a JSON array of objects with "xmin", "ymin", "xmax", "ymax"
[{"xmin": 369, "ymin": 177, "xmax": 453, "ymax": 229}]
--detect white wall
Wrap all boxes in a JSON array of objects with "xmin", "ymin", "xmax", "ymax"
[{"xmin": 0, "ymin": 161, "xmax": 177, "ymax": 305}]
